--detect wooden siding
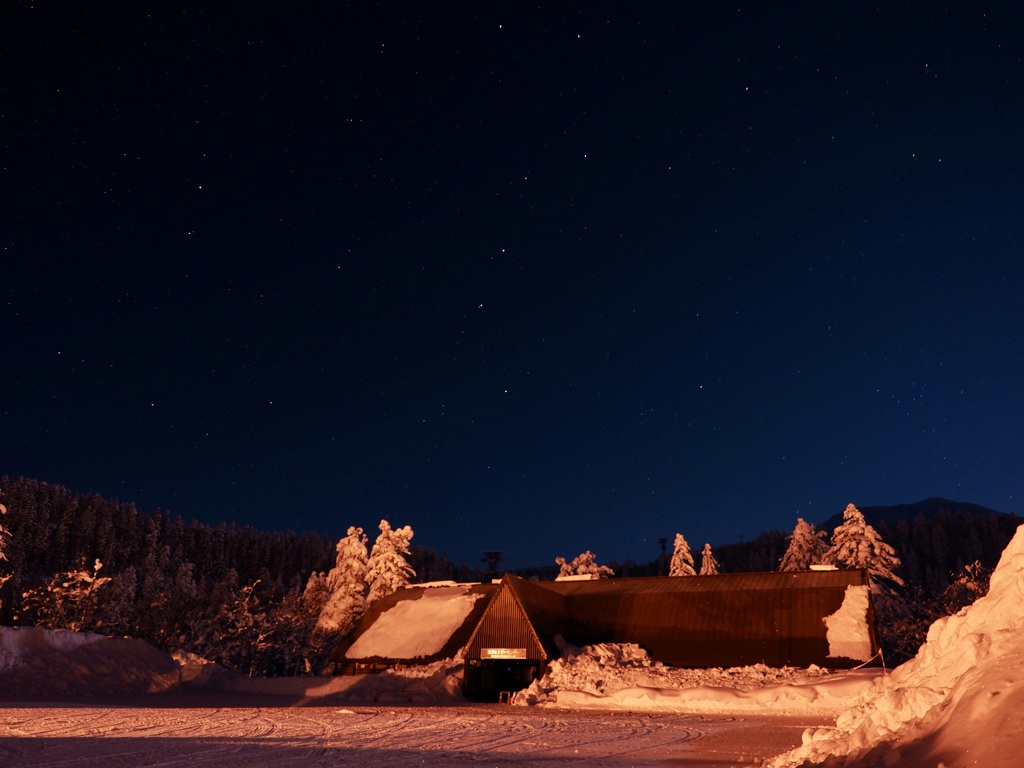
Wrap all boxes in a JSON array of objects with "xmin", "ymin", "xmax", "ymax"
[
  {"xmin": 465, "ymin": 570, "xmax": 877, "ymax": 669},
  {"xmin": 339, "ymin": 569, "xmax": 879, "ymax": 672},
  {"xmin": 465, "ymin": 582, "xmax": 547, "ymax": 661}
]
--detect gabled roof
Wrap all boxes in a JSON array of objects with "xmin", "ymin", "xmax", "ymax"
[
  {"xmin": 548, "ymin": 569, "xmax": 875, "ymax": 668},
  {"xmin": 331, "ymin": 582, "xmax": 496, "ymax": 665},
  {"xmin": 467, "ymin": 570, "xmax": 876, "ymax": 669},
  {"xmin": 463, "ymin": 574, "xmax": 608, "ymax": 662},
  {"xmin": 542, "ymin": 569, "xmax": 868, "ymax": 596}
]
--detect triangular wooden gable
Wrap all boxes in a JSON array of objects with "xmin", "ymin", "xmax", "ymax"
[{"xmin": 464, "ymin": 576, "xmax": 553, "ymax": 662}]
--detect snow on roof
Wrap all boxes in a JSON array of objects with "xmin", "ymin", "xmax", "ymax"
[
  {"xmin": 543, "ymin": 568, "xmax": 866, "ymax": 594},
  {"xmin": 346, "ymin": 585, "xmax": 487, "ymax": 660},
  {"xmin": 404, "ymin": 580, "xmax": 461, "ymax": 588}
]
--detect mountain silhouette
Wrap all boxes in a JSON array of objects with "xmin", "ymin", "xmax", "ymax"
[{"xmin": 820, "ymin": 497, "xmax": 1009, "ymax": 532}]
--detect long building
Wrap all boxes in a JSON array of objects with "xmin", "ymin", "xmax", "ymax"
[{"xmin": 332, "ymin": 569, "xmax": 880, "ymax": 702}]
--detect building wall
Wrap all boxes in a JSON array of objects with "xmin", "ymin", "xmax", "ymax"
[{"xmin": 465, "ymin": 585, "xmax": 546, "ymax": 661}]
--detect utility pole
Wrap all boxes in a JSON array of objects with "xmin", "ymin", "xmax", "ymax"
[{"xmin": 481, "ymin": 550, "xmax": 503, "ymax": 582}]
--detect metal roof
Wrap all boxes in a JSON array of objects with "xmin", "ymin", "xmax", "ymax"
[
  {"xmin": 543, "ymin": 569, "xmax": 869, "ymax": 595},
  {"xmin": 474, "ymin": 570, "xmax": 877, "ymax": 669}
]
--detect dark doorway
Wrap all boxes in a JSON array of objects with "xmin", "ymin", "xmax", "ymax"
[{"xmin": 463, "ymin": 659, "xmax": 540, "ymax": 702}]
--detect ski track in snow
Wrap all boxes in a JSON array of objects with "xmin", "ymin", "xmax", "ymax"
[{"xmin": 0, "ymin": 703, "xmax": 718, "ymax": 767}]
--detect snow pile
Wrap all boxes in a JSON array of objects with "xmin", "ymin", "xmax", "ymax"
[
  {"xmin": 0, "ymin": 623, "xmax": 880, "ymax": 715},
  {"xmin": 514, "ymin": 640, "xmax": 879, "ymax": 715},
  {"xmin": 0, "ymin": 626, "xmax": 181, "ymax": 697},
  {"xmin": 768, "ymin": 523, "xmax": 1024, "ymax": 767},
  {"xmin": 223, "ymin": 656, "xmax": 467, "ymax": 703},
  {"xmin": 172, "ymin": 649, "xmax": 230, "ymax": 687},
  {"xmin": 347, "ymin": 586, "xmax": 484, "ymax": 659}
]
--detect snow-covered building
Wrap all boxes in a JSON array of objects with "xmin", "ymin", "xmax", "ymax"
[
  {"xmin": 463, "ymin": 571, "xmax": 879, "ymax": 700},
  {"xmin": 332, "ymin": 570, "xmax": 880, "ymax": 702}
]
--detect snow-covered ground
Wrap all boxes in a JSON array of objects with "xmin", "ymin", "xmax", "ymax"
[
  {"xmin": 0, "ymin": 700, "xmax": 828, "ymax": 767},
  {"xmin": 0, "ymin": 628, "xmax": 872, "ymax": 767},
  {"xmin": 767, "ymin": 522, "xmax": 1024, "ymax": 768},
  {"xmin": 2, "ymin": 522, "xmax": 1023, "ymax": 767}
]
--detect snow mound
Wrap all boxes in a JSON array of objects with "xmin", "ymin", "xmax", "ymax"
[
  {"xmin": 767, "ymin": 523, "xmax": 1024, "ymax": 767},
  {"xmin": 0, "ymin": 626, "xmax": 181, "ymax": 697},
  {"xmin": 172, "ymin": 649, "xmax": 231, "ymax": 687},
  {"xmin": 222, "ymin": 657, "xmax": 467, "ymax": 703},
  {"xmin": 514, "ymin": 641, "xmax": 879, "ymax": 715}
]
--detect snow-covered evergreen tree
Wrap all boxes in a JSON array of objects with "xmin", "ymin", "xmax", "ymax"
[
  {"xmin": 20, "ymin": 558, "xmax": 112, "ymax": 632},
  {"xmin": 365, "ymin": 519, "xmax": 415, "ymax": 604},
  {"xmin": 555, "ymin": 550, "xmax": 614, "ymax": 578},
  {"xmin": 0, "ymin": 498, "xmax": 12, "ymax": 603},
  {"xmin": 941, "ymin": 560, "xmax": 990, "ymax": 614},
  {"xmin": 264, "ymin": 586, "xmax": 324, "ymax": 676},
  {"xmin": 823, "ymin": 503, "xmax": 905, "ymax": 586},
  {"xmin": 779, "ymin": 517, "xmax": 829, "ymax": 572},
  {"xmin": 669, "ymin": 533, "xmax": 696, "ymax": 576},
  {"xmin": 214, "ymin": 579, "xmax": 272, "ymax": 677},
  {"xmin": 316, "ymin": 525, "xmax": 369, "ymax": 634},
  {"xmin": 699, "ymin": 543, "xmax": 720, "ymax": 575},
  {"xmin": 102, "ymin": 565, "xmax": 139, "ymax": 637},
  {"xmin": 302, "ymin": 571, "xmax": 329, "ymax": 616},
  {"xmin": 0, "ymin": 500, "xmax": 9, "ymax": 559}
]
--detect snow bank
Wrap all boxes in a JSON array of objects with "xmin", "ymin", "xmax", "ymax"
[
  {"xmin": 172, "ymin": 649, "xmax": 231, "ymax": 687},
  {"xmin": 0, "ymin": 626, "xmax": 181, "ymax": 697},
  {"xmin": 768, "ymin": 523, "xmax": 1024, "ymax": 767},
  {"xmin": 0, "ymin": 624, "xmax": 882, "ymax": 716},
  {"xmin": 514, "ymin": 641, "xmax": 880, "ymax": 716},
  {"xmin": 221, "ymin": 657, "xmax": 467, "ymax": 703}
]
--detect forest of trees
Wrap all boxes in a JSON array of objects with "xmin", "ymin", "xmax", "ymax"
[
  {"xmin": 2, "ymin": 476, "xmax": 1020, "ymax": 673},
  {"xmin": 0, "ymin": 476, "xmax": 478, "ymax": 675}
]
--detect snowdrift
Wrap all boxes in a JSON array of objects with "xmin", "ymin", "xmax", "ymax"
[
  {"xmin": 221, "ymin": 657, "xmax": 467, "ymax": 703},
  {"xmin": 0, "ymin": 626, "xmax": 180, "ymax": 697},
  {"xmin": 768, "ymin": 523, "xmax": 1024, "ymax": 767},
  {"xmin": 514, "ymin": 641, "xmax": 880, "ymax": 716}
]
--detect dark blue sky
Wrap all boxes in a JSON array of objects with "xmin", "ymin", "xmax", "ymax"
[{"xmin": 4, "ymin": 3, "xmax": 1023, "ymax": 569}]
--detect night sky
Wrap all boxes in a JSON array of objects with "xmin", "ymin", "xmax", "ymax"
[{"xmin": 4, "ymin": 3, "xmax": 1023, "ymax": 569}]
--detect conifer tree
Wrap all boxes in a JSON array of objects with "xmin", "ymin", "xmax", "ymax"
[
  {"xmin": 941, "ymin": 560, "xmax": 990, "ymax": 615},
  {"xmin": 365, "ymin": 519, "xmax": 415, "ymax": 604},
  {"xmin": 102, "ymin": 565, "xmax": 139, "ymax": 637},
  {"xmin": 215, "ymin": 579, "xmax": 272, "ymax": 677},
  {"xmin": 20, "ymin": 558, "xmax": 112, "ymax": 632},
  {"xmin": 824, "ymin": 503, "xmax": 904, "ymax": 586},
  {"xmin": 0, "ymin": 497, "xmax": 12, "ymax": 604},
  {"xmin": 302, "ymin": 571, "xmax": 329, "ymax": 617},
  {"xmin": 699, "ymin": 543, "xmax": 720, "ymax": 575},
  {"xmin": 316, "ymin": 526, "xmax": 369, "ymax": 634},
  {"xmin": 669, "ymin": 533, "xmax": 696, "ymax": 576},
  {"xmin": 555, "ymin": 550, "xmax": 614, "ymax": 578},
  {"xmin": 779, "ymin": 517, "xmax": 829, "ymax": 572}
]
